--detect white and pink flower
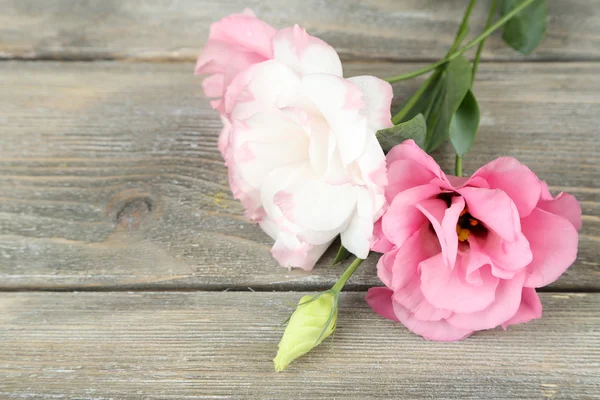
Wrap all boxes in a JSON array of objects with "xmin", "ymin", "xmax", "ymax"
[{"xmin": 196, "ymin": 16, "xmax": 393, "ymax": 270}]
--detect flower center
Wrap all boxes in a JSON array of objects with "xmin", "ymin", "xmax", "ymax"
[
  {"xmin": 436, "ymin": 192, "xmax": 487, "ymax": 243},
  {"xmin": 456, "ymin": 207, "xmax": 486, "ymax": 242}
]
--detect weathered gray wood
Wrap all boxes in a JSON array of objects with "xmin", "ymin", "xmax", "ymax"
[
  {"xmin": 0, "ymin": 292, "xmax": 598, "ymax": 399},
  {"xmin": 0, "ymin": 61, "xmax": 598, "ymax": 290},
  {"xmin": 1, "ymin": 0, "xmax": 600, "ymax": 62}
]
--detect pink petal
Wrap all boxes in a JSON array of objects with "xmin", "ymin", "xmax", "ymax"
[
  {"xmin": 269, "ymin": 233, "xmax": 330, "ymax": 271},
  {"xmin": 392, "ymin": 301, "xmax": 473, "ymax": 342},
  {"xmin": 347, "ymin": 75, "xmax": 394, "ymax": 130},
  {"xmin": 390, "ymin": 227, "xmax": 441, "ymax": 291},
  {"xmin": 385, "ymin": 158, "xmax": 438, "ymax": 203},
  {"xmin": 459, "ymin": 187, "xmax": 521, "ymax": 242},
  {"xmin": 273, "ymin": 25, "xmax": 343, "ymax": 77},
  {"xmin": 447, "ymin": 272, "xmax": 525, "ymax": 331},
  {"xmin": 393, "ymin": 283, "xmax": 452, "ymax": 322},
  {"xmin": 502, "ymin": 287, "xmax": 542, "ymax": 329},
  {"xmin": 202, "ymin": 73, "xmax": 224, "ymax": 98},
  {"xmin": 522, "ymin": 208, "xmax": 579, "ymax": 288},
  {"xmin": 375, "ymin": 248, "xmax": 398, "ymax": 288},
  {"xmin": 208, "ymin": 11, "xmax": 276, "ymax": 58},
  {"xmin": 416, "ymin": 196, "xmax": 463, "ymax": 268},
  {"xmin": 217, "ymin": 115, "xmax": 232, "ymax": 160},
  {"xmin": 482, "ymin": 230, "xmax": 533, "ymax": 276},
  {"xmin": 537, "ymin": 189, "xmax": 583, "ymax": 231},
  {"xmin": 371, "ymin": 218, "xmax": 394, "ymax": 253},
  {"xmin": 382, "ymin": 184, "xmax": 441, "ymax": 247},
  {"xmin": 386, "ymin": 140, "xmax": 449, "ymax": 184},
  {"xmin": 469, "ymin": 157, "xmax": 541, "ymax": 218},
  {"xmin": 420, "ymin": 254, "xmax": 499, "ymax": 314},
  {"xmin": 366, "ymin": 287, "xmax": 399, "ymax": 322}
]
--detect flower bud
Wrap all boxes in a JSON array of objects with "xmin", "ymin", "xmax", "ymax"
[{"xmin": 274, "ymin": 292, "xmax": 338, "ymax": 372}]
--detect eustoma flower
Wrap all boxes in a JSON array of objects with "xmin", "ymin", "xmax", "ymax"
[
  {"xmin": 366, "ymin": 140, "xmax": 582, "ymax": 341},
  {"xmin": 197, "ymin": 14, "xmax": 392, "ymax": 270}
]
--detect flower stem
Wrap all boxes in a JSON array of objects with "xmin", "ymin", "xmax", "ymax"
[
  {"xmin": 391, "ymin": 71, "xmax": 439, "ymax": 124},
  {"xmin": 448, "ymin": 0, "xmax": 478, "ymax": 55},
  {"xmin": 385, "ymin": 0, "xmax": 536, "ymax": 83},
  {"xmin": 455, "ymin": 155, "xmax": 463, "ymax": 177},
  {"xmin": 331, "ymin": 257, "xmax": 364, "ymax": 293},
  {"xmin": 472, "ymin": 0, "xmax": 498, "ymax": 80}
]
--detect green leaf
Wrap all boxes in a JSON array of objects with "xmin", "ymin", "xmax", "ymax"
[
  {"xmin": 274, "ymin": 293, "xmax": 338, "ymax": 372},
  {"xmin": 502, "ymin": 0, "xmax": 547, "ymax": 54},
  {"xmin": 331, "ymin": 244, "xmax": 351, "ymax": 266},
  {"xmin": 425, "ymin": 55, "xmax": 473, "ymax": 152},
  {"xmin": 376, "ymin": 113, "xmax": 427, "ymax": 152},
  {"xmin": 449, "ymin": 90, "xmax": 480, "ymax": 157},
  {"xmin": 394, "ymin": 56, "xmax": 472, "ymax": 154}
]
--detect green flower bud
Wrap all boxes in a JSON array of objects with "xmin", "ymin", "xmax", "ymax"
[{"xmin": 274, "ymin": 292, "xmax": 338, "ymax": 372}]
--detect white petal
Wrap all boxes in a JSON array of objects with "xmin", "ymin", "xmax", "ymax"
[
  {"xmin": 225, "ymin": 60, "xmax": 303, "ymax": 119},
  {"xmin": 341, "ymin": 189, "xmax": 376, "ymax": 258},
  {"xmin": 230, "ymin": 111, "xmax": 309, "ymax": 189},
  {"xmin": 348, "ymin": 75, "xmax": 394, "ymax": 131},
  {"xmin": 273, "ymin": 25, "xmax": 343, "ymax": 77},
  {"xmin": 302, "ymin": 74, "xmax": 369, "ymax": 165}
]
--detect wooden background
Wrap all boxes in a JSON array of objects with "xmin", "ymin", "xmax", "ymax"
[{"xmin": 0, "ymin": 0, "xmax": 598, "ymax": 398}]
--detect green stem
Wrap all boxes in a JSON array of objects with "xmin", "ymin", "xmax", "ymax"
[
  {"xmin": 385, "ymin": 0, "xmax": 535, "ymax": 83},
  {"xmin": 331, "ymin": 257, "xmax": 364, "ymax": 293},
  {"xmin": 391, "ymin": 71, "xmax": 439, "ymax": 124},
  {"xmin": 455, "ymin": 155, "xmax": 463, "ymax": 177},
  {"xmin": 448, "ymin": 0, "xmax": 478, "ymax": 55},
  {"xmin": 472, "ymin": 0, "xmax": 498, "ymax": 80}
]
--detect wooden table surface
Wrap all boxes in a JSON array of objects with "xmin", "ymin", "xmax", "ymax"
[{"xmin": 1, "ymin": 1, "xmax": 599, "ymax": 398}]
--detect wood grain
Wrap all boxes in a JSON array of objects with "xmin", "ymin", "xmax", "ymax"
[
  {"xmin": 0, "ymin": 291, "xmax": 598, "ymax": 399},
  {"xmin": 0, "ymin": 61, "xmax": 598, "ymax": 290},
  {"xmin": 1, "ymin": 0, "xmax": 600, "ymax": 62}
]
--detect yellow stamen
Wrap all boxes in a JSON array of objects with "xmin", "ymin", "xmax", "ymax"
[
  {"xmin": 460, "ymin": 209, "xmax": 468, "ymax": 217},
  {"xmin": 457, "ymin": 228, "xmax": 470, "ymax": 242},
  {"xmin": 469, "ymin": 218, "xmax": 479, "ymax": 226}
]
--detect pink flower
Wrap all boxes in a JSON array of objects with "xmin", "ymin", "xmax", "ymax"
[
  {"xmin": 366, "ymin": 140, "xmax": 581, "ymax": 341},
  {"xmin": 220, "ymin": 25, "xmax": 392, "ymax": 270},
  {"xmin": 195, "ymin": 9, "xmax": 277, "ymax": 113}
]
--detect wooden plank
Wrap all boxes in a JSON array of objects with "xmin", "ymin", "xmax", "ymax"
[
  {"xmin": 1, "ymin": 0, "xmax": 600, "ymax": 62},
  {"xmin": 0, "ymin": 292, "xmax": 598, "ymax": 399},
  {"xmin": 0, "ymin": 61, "xmax": 598, "ymax": 290}
]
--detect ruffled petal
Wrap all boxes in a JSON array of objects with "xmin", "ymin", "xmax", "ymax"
[
  {"xmin": 522, "ymin": 208, "xmax": 579, "ymax": 288},
  {"xmin": 447, "ymin": 272, "xmax": 525, "ymax": 331},
  {"xmin": 420, "ymin": 254, "xmax": 499, "ymax": 314},
  {"xmin": 482, "ymin": 230, "xmax": 532, "ymax": 277},
  {"xmin": 385, "ymin": 158, "xmax": 438, "ymax": 203},
  {"xmin": 302, "ymin": 74, "xmax": 369, "ymax": 165},
  {"xmin": 459, "ymin": 187, "xmax": 521, "ymax": 242},
  {"xmin": 207, "ymin": 10, "xmax": 276, "ymax": 58},
  {"xmin": 347, "ymin": 75, "xmax": 393, "ymax": 131},
  {"xmin": 375, "ymin": 248, "xmax": 398, "ymax": 288},
  {"xmin": 341, "ymin": 189, "xmax": 378, "ymax": 258},
  {"xmin": 390, "ymin": 227, "xmax": 441, "ymax": 291},
  {"xmin": 381, "ymin": 184, "xmax": 441, "ymax": 247},
  {"xmin": 392, "ymin": 301, "xmax": 473, "ymax": 342},
  {"xmin": 469, "ymin": 157, "xmax": 541, "ymax": 218},
  {"xmin": 416, "ymin": 196, "xmax": 463, "ymax": 268},
  {"xmin": 371, "ymin": 218, "xmax": 394, "ymax": 253},
  {"xmin": 273, "ymin": 25, "xmax": 343, "ymax": 77},
  {"xmin": 366, "ymin": 287, "xmax": 399, "ymax": 322},
  {"xmin": 386, "ymin": 140, "xmax": 449, "ymax": 184},
  {"xmin": 536, "ymin": 183, "xmax": 582, "ymax": 231},
  {"xmin": 270, "ymin": 232, "xmax": 331, "ymax": 271},
  {"xmin": 502, "ymin": 287, "xmax": 542, "ymax": 329}
]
